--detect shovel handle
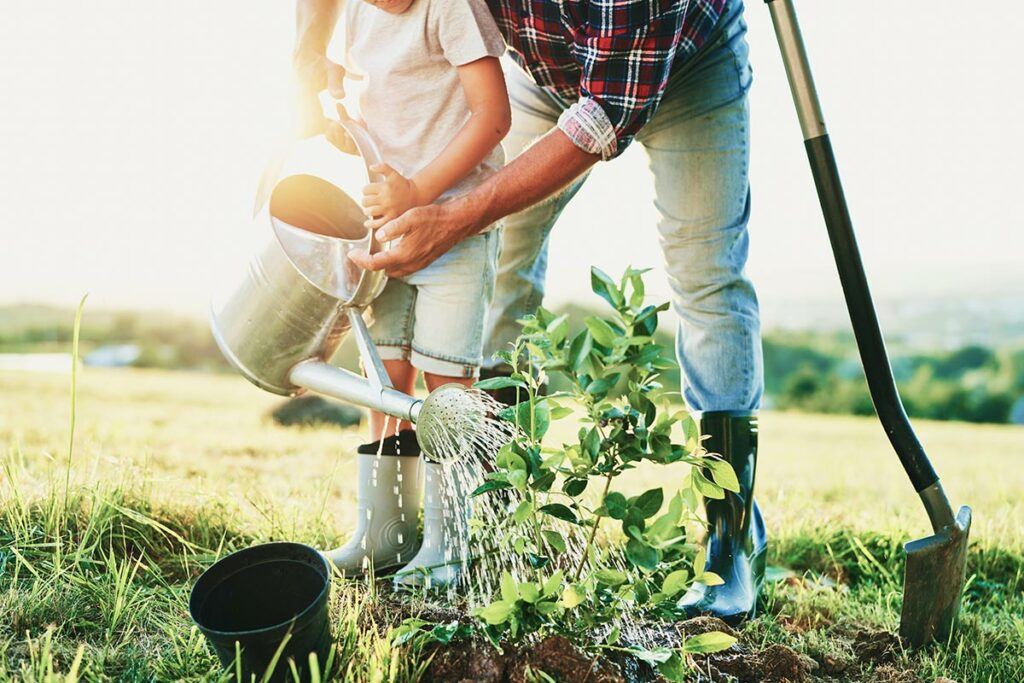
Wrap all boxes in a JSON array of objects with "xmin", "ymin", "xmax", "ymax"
[{"xmin": 765, "ymin": 0, "xmax": 939, "ymax": 493}]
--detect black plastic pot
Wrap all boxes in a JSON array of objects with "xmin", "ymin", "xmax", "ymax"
[{"xmin": 189, "ymin": 542, "xmax": 333, "ymax": 682}]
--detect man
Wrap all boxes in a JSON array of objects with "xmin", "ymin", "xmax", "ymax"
[{"xmin": 295, "ymin": 0, "xmax": 765, "ymax": 624}]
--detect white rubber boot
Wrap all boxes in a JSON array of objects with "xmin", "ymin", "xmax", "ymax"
[
  {"xmin": 393, "ymin": 461, "xmax": 470, "ymax": 589},
  {"xmin": 323, "ymin": 448, "xmax": 422, "ymax": 575}
]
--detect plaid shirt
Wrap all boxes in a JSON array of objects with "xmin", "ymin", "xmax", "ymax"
[{"xmin": 486, "ymin": 0, "xmax": 727, "ymax": 159}]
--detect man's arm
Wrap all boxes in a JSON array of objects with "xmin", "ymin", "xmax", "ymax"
[
  {"xmin": 293, "ymin": 0, "xmax": 353, "ymax": 150},
  {"xmin": 350, "ymin": 128, "xmax": 598, "ymax": 277}
]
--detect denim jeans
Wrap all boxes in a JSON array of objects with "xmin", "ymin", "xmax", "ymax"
[{"xmin": 482, "ymin": 0, "xmax": 763, "ymax": 412}]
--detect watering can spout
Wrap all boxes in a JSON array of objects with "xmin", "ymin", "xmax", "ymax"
[{"xmin": 288, "ymin": 359, "xmax": 424, "ymax": 424}]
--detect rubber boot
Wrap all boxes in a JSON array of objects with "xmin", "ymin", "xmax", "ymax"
[
  {"xmin": 322, "ymin": 430, "xmax": 422, "ymax": 575},
  {"xmin": 679, "ymin": 411, "xmax": 767, "ymax": 625},
  {"xmin": 393, "ymin": 461, "xmax": 470, "ymax": 589}
]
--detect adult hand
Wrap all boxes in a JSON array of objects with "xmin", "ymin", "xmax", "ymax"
[{"xmin": 349, "ymin": 199, "xmax": 483, "ymax": 278}]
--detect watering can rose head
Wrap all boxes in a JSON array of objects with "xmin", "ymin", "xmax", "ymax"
[{"xmin": 414, "ymin": 384, "xmax": 518, "ymax": 462}]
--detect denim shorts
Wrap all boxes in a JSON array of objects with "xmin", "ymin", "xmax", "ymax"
[{"xmin": 370, "ymin": 229, "xmax": 500, "ymax": 378}]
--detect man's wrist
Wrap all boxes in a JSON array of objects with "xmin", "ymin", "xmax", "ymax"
[{"xmin": 445, "ymin": 190, "xmax": 490, "ymax": 239}]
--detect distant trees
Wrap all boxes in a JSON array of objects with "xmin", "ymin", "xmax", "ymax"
[
  {"xmin": 2, "ymin": 304, "xmax": 1021, "ymax": 424},
  {"xmin": 764, "ymin": 333, "xmax": 1021, "ymax": 424}
]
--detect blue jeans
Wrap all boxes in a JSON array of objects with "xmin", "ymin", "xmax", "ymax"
[{"xmin": 483, "ymin": 0, "xmax": 762, "ymax": 412}]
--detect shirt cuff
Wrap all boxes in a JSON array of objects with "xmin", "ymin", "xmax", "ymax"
[{"xmin": 557, "ymin": 97, "xmax": 618, "ymax": 161}]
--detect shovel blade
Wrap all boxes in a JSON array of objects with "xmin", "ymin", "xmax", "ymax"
[{"xmin": 899, "ymin": 505, "xmax": 972, "ymax": 647}]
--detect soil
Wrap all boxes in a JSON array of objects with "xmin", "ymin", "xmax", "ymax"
[
  {"xmin": 850, "ymin": 628, "xmax": 902, "ymax": 664},
  {"xmin": 420, "ymin": 616, "xmax": 823, "ymax": 683},
  {"xmin": 366, "ymin": 586, "xmax": 940, "ymax": 683}
]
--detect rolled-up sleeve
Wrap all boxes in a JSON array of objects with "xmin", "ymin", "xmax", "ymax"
[
  {"xmin": 563, "ymin": 0, "xmax": 723, "ymax": 159},
  {"xmin": 557, "ymin": 97, "xmax": 618, "ymax": 160}
]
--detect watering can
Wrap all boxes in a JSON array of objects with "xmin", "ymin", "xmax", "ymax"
[{"xmin": 210, "ymin": 121, "xmax": 468, "ymax": 454}]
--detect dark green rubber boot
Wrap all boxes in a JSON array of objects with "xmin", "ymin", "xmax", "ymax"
[{"xmin": 679, "ymin": 411, "xmax": 766, "ymax": 625}]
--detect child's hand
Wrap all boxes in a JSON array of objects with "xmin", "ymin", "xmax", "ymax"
[{"xmin": 361, "ymin": 164, "xmax": 424, "ymax": 229}]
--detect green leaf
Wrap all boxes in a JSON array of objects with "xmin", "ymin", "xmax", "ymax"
[
  {"xmin": 428, "ymin": 621, "xmax": 463, "ymax": 645},
  {"xmin": 582, "ymin": 427, "xmax": 601, "ymax": 458},
  {"xmin": 390, "ymin": 619, "xmax": 427, "ymax": 646},
  {"xmin": 591, "ymin": 266, "xmax": 624, "ymax": 308},
  {"xmin": 585, "ymin": 373, "xmax": 620, "ymax": 396},
  {"xmin": 519, "ymin": 583, "xmax": 540, "ymax": 604},
  {"xmin": 496, "ymin": 443, "xmax": 527, "ymax": 471},
  {"xmin": 479, "ymin": 600, "xmax": 514, "ymax": 626},
  {"xmin": 474, "ymin": 376, "xmax": 526, "ymax": 391},
  {"xmin": 512, "ymin": 500, "xmax": 532, "ymax": 524},
  {"xmin": 500, "ymin": 572, "xmax": 519, "ymax": 602},
  {"xmin": 594, "ymin": 569, "xmax": 628, "ymax": 586},
  {"xmin": 531, "ymin": 470, "xmax": 556, "ymax": 492},
  {"xmin": 682, "ymin": 415, "xmax": 699, "ymax": 452},
  {"xmin": 527, "ymin": 553, "xmax": 550, "ymax": 569},
  {"xmin": 538, "ymin": 503, "xmax": 578, "ymax": 524},
  {"xmin": 632, "ymin": 488, "xmax": 664, "ymax": 519},
  {"xmin": 562, "ymin": 477, "xmax": 588, "ymax": 497},
  {"xmin": 645, "ymin": 511, "xmax": 679, "ymax": 543},
  {"xmin": 603, "ymin": 492, "xmax": 628, "ymax": 520},
  {"xmin": 549, "ymin": 405, "xmax": 574, "ymax": 420},
  {"xmin": 542, "ymin": 529, "xmax": 566, "ymax": 554},
  {"xmin": 656, "ymin": 652, "xmax": 688, "ymax": 682},
  {"xmin": 471, "ymin": 480, "xmax": 511, "ymax": 497},
  {"xmin": 535, "ymin": 600, "xmax": 561, "ymax": 616},
  {"xmin": 708, "ymin": 458, "xmax": 740, "ymax": 493},
  {"xmin": 626, "ymin": 538, "xmax": 660, "ymax": 571},
  {"xmin": 501, "ymin": 400, "xmax": 551, "ymax": 439},
  {"xmin": 628, "ymin": 269, "xmax": 647, "ymax": 308},
  {"xmin": 684, "ymin": 631, "xmax": 737, "ymax": 654},
  {"xmin": 508, "ymin": 469, "xmax": 528, "ymax": 490},
  {"xmin": 692, "ymin": 470, "xmax": 725, "ymax": 500},
  {"xmin": 542, "ymin": 570, "xmax": 564, "ymax": 596},
  {"xmin": 584, "ymin": 316, "xmax": 618, "ymax": 347},
  {"xmin": 692, "ymin": 547, "xmax": 708, "ymax": 577},
  {"xmin": 561, "ymin": 584, "xmax": 586, "ymax": 608},
  {"xmin": 630, "ymin": 646, "xmax": 674, "ymax": 665},
  {"xmin": 661, "ymin": 569, "xmax": 690, "ymax": 596},
  {"xmin": 697, "ymin": 571, "xmax": 724, "ymax": 587},
  {"xmin": 568, "ymin": 330, "xmax": 593, "ymax": 372},
  {"xmin": 546, "ymin": 314, "xmax": 569, "ymax": 343}
]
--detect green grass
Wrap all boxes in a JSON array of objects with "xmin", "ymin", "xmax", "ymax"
[{"xmin": 1, "ymin": 367, "xmax": 1023, "ymax": 681}]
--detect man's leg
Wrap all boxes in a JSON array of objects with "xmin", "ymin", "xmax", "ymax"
[
  {"xmin": 641, "ymin": 98, "xmax": 762, "ymax": 412},
  {"xmin": 481, "ymin": 66, "xmax": 590, "ymax": 374},
  {"xmin": 638, "ymin": 0, "xmax": 765, "ymax": 623}
]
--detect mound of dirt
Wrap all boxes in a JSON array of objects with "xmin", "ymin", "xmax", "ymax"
[
  {"xmin": 269, "ymin": 395, "xmax": 362, "ymax": 428},
  {"xmin": 425, "ymin": 639, "xmax": 508, "ymax": 683},
  {"xmin": 424, "ymin": 635, "xmax": 625, "ymax": 683},
  {"xmin": 851, "ymin": 628, "xmax": 903, "ymax": 664},
  {"xmin": 679, "ymin": 616, "xmax": 738, "ymax": 638},
  {"xmin": 705, "ymin": 643, "xmax": 818, "ymax": 683},
  {"xmin": 872, "ymin": 664, "xmax": 923, "ymax": 683},
  {"xmin": 509, "ymin": 636, "xmax": 626, "ymax": 683}
]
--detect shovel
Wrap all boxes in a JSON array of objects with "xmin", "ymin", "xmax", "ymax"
[{"xmin": 764, "ymin": 0, "xmax": 972, "ymax": 647}]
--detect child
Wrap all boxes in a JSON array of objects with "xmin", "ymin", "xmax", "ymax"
[{"xmin": 317, "ymin": 0, "xmax": 509, "ymax": 588}]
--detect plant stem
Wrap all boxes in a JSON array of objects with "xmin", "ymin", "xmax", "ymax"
[{"xmin": 573, "ymin": 469, "xmax": 614, "ymax": 581}]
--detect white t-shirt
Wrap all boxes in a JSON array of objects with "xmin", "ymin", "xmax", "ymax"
[{"xmin": 329, "ymin": 0, "xmax": 507, "ymax": 201}]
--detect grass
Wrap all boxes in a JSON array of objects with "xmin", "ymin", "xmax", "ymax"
[{"xmin": 1, "ymin": 366, "xmax": 1022, "ymax": 681}]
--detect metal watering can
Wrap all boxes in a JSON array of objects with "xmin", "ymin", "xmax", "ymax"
[{"xmin": 210, "ymin": 121, "xmax": 467, "ymax": 452}]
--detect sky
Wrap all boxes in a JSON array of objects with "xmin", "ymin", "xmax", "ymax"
[{"xmin": 1, "ymin": 1, "xmax": 1021, "ymax": 327}]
